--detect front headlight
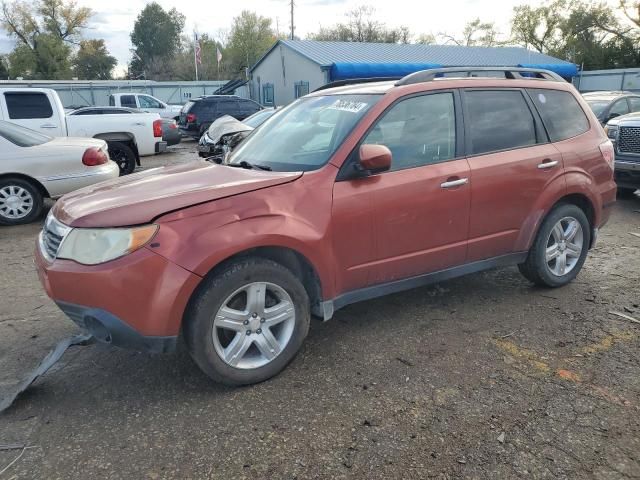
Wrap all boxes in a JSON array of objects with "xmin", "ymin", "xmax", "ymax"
[
  {"xmin": 604, "ymin": 125, "xmax": 618, "ymax": 139},
  {"xmin": 57, "ymin": 225, "xmax": 158, "ymax": 265}
]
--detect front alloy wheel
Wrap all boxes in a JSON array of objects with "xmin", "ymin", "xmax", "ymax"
[
  {"xmin": 545, "ymin": 217, "xmax": 584, "ymax": 277},
  {"xmin": 213, "ymin": 282, "xmax": 296, "ymax": 369},
  {"xmin": 184, "ymin": 258, "xmax": 310, "ymax": 385}
]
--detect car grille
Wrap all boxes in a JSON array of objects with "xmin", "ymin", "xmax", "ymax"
[
  {"xmin": 39, "ymin": 213, "xmax": 71, "ymax": 261},
  {"xmin": 618, "ymin": 126, "xmax": 640, "ymax": 155}
]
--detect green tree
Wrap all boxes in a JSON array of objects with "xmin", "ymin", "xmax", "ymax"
[
  {"xmin": 226, "ymin": 10, "xmax": 276, "ymax": 77},
  {"xmin": 309, "ymin": 6, "xmax": 411, "ymax": 43},
  {"xmin": 0, "ymin": 54, "xmax": 8, "ymax": 78},
  {"xmin": 130, "ymin": 2, "xmax": 185, "ymax": 79},
  {"xmin": 1, "ymin": 0, "xmax": 91, "ymax": 79},
  {"xmin": 72, "ymin": 39, "xmax": 116, "ymax": 79},
  {"xmin": 620, "ymin": 0, "xmax": 640, "ymax": 28}
]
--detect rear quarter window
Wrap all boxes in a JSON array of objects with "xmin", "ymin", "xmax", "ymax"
[
  {"xmin": 528, "ymin": 89, "xmax": 590, "ymax": 142},
  {"xmin": 4, "ymin": 92, "xmax": 53, "ymax": 119}
]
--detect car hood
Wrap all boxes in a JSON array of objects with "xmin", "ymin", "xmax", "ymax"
[
  {"xmin": 53, "ymin": 160, "xmax": 302, "ymax": 228},
  {"xmin": 206, "ymin": 115, "xmax": 253, "ymax": 144},
  {"xmin": 607, "ymin": 111, "xmax": 640, "ymax": 126}
]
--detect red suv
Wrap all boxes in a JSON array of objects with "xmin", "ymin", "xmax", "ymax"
[{"xmin": 35, "ymin": 68, "xmax": 616, "ymax": 385}]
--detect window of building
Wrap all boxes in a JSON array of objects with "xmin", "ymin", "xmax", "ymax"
[
  {"xmin": 262, "ymin": 83, "xmax": 274, "ymax": 106},
  {"xmin": 295, "ymin": 81, "xmax": 310, "ymax": 99}
]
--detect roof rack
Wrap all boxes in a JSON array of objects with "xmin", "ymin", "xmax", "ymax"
[
  {"xmin": 313, "ymin": 77, "xmax": 400, "ymax": 92},
  {"xmin": 395, "ymin": 67, "xmax": 565, "ymax": 86}
]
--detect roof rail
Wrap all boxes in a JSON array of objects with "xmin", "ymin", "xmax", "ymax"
[
  {"xmin": 395, "ymin": 67, "xmax": 565, "ymax": 86},
  {"xmin": 313, "ymin": 77, "xmax": 400, "ymax": 92}
]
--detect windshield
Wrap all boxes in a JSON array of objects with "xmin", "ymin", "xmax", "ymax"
[
  {"xmin": 228, "ymin": 95, "xmax": 380, "ymax": 172},
  {"xmin": 0, "ymin": 121, "xmax": 52, "ymax": 147},
  {"xmin": 585, "ymin": 99, "xmax": 609, "ymax": 117}
]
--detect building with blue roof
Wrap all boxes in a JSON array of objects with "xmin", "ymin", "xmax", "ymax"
[{"xmin": 248, "ymin": 39, "xmax": 578, "ymax": 106}]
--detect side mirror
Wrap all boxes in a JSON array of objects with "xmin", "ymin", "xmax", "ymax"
[
  {"xmin": 607, "ymin": 112, "xmax": 621, "ymax": 122},
  {"xmin": 358, "ymin": 144, "xmax": 392, "ymax": 174}
]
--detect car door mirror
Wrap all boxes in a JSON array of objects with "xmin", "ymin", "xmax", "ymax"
[
  {"xmin": 358, "ymin": 144, "xmax": 392, "ymax": 174},
  {"xmin": 607, "ymin": 112, "xmax": 621, "ymax": 122}
]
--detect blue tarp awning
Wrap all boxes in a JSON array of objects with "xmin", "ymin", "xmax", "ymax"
[
  {"xmin": 518, "ymin": 63, "xmax": 579, "ymax": 78},
  {"xmin": 330, "ymin": 62, "xmax": 443, "ymax": 81}
]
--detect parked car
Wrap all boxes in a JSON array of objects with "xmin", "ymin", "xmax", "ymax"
[
  {"xmin": 178, "ymin": 95, "xmax": 263, "ymax": 138},
  {"xmin": 0, "ymin": 88, "xmax": 165, "ymax": 175},
  {"xmin": 197, "ymin": 109, "xmax": 278, "ymax": 159},
  {"xmin": 35, "ymin": 68, "xmax": 616, "ymax": 386},
  {"xmin": 69, "ymin": 106, "xmax": 181, "ymax": 148},
  {"xmin": 604, "ymin": 112, "xmax": 640, "ymax": 197},
  {"xmin": 0, "ymin": 120, "xmax": 119, "ymax": 225},
  {"xmin": 109, "ymin": 93, "xmax": 183, "ymax": 120},
  {"xmin": 582, "ymin": 91, "xmax": 640, "ymax": 125}
]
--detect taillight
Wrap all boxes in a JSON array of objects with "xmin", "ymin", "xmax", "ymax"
[
  {"xmin": 82, "ymin": 147, "xmax": 108, "ymax": 166},
  {"xmin": 153, "ymin": 119, "xmax": 163, "ymax": 138},
  {"xmin": 599, "ymin": 140, "xmax": 615, "ymax": 171},
  {"xmin": 186, "ymin": 113, "xmax": 197, "ymax": 123}
]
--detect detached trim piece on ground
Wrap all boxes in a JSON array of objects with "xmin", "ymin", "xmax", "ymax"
[{"xmin": 0, "ymin": 334, "xmax": 93, "ymax": 414}]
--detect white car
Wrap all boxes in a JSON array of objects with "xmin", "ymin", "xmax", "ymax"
[
  {"xmin": 109, "ymin": 93, "xmax": 183, "ymax": 120},
  {"xmin": 0, "ymin": 121, "xmax": 119, "ymax": 225}
]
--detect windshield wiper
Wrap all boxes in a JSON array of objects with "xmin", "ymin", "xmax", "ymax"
[{"xmin": 228, "ymin": 160, "xmax": 272, "ymax": 171}]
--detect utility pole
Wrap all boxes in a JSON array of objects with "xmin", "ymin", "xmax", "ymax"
[{"xmin": 290, "ymin": 0, "xmax": 295, "ymax": 40}]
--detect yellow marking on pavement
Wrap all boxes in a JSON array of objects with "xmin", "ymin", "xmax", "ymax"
[
  {"xmin": 494, "ymin": 339, "xmax": 550, "ymax": 373},
  {"xmin": 579, "ymin": 330, "xmax": 635, "ymax": 356}
]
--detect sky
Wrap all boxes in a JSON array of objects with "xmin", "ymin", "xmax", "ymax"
[{"xmin": 0, "ymin": 0, "xmax": 623, "ymax": 73}]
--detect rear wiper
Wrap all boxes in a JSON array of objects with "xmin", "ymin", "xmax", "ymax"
[{"xmin": 228, "ymin": 160, "xmax": 272, "ymax": 171}]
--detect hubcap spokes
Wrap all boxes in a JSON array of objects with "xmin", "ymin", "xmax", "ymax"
[
  {"xmin": 546, "ymin": 217, "xmax": 584, "ymax": 277},
  {"xmin": 213, "ymin": 282, "xmax": 296, "ymax": 369},
  {"xmin": 0, "ymin": 186, "xmax": 34, "ymax": 219}
]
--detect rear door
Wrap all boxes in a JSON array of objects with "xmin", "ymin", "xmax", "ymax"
[
  {"xmin": 217, "ymin": 99, "xmax": 240, "ymax": 120},
  {"xmin": 462, "ymin": 89, "xmax": 564, "ymax": 262},
  {"xmin": 1, "ymin": 91, "xmax": 64, "ymax": 136}
]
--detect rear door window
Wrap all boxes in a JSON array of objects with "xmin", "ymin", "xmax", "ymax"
[
  {"xmin": 629, "ymin": 97, "xmax": 640, "ymax": 113},
  {"xmin": 120, "ymin": 95, "xmax": 137, "ymax": 108},
  {"xmin": 218, "ymin": 100, "xmax": 239, "ymax": 117},
  {"xmin": 464, "ymin": 90, "xmax": 537, "ymax": 155},
  {"xmin": 528, "ymin": 89, "xmax": 590, "ymax": 142},
  {"xmin": 4, "ymin": 92, "xmax": 53, "ymax": 119}
]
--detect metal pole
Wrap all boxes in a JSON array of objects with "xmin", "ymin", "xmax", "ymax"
[
  {"xmin": 194, "ymin": 33, "xmax": 199, "ymax": 82},
  {"xmin": 290, "ymin": 0, "xmax": 294, "ymax": 40}
]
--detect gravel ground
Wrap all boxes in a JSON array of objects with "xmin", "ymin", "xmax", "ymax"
[{"xmin": 1, "ymin": 141, "xmax": 639, "ymax": 479}]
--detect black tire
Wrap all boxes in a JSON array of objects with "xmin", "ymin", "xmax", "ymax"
[
  {"xmin": 107, "ymin": 141, "xmax": 136, "ymax": 176},
  {"xmin": 617, "ymin": 187, "xmax": 637, "ymax": 199},
  {"xmin": 0, "ymin": 177, "xmax": 44, "ymax": 226},
  {"xmin": 518, "ymin": 203, "xmax": 591, "ymax": 288},
  {"xmin": 184, "ymin": 258, "xmax": 310, "ymax": 386}
]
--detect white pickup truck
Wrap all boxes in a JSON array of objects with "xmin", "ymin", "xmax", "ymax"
[
  {"xmin": 109, "ymin": 93, "xmax": 183, "ymax": 120},
  {"xmin": 0, "ymin": 88, "xmax": 166, "ymax": 175}
]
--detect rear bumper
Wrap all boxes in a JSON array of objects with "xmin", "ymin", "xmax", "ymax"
[
  {"xmin": 35, "ymin": 243, "xmax": 202, "ymax": 352},
  {"xmin": 42, "ymin": 163, "xmax": 120, "ymax": 198},
  {"xmin": 56, "ymin": 301, "xmax": 177, "ymax": 353},
  {"xmin": 155, "ymin": 141, "xmax": 168, "ymax": 153}
]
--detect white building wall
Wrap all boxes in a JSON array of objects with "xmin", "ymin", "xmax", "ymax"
[{"xmin": 250, "ymin": 44, "xmax": 327, "ymax": 106}]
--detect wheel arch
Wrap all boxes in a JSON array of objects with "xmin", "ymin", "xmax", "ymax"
[
  {"xmin": 190, "ymin": 245, "xmax": 325, "ymax": 319},
  {"xmin": 94, "ymin": 133, "xmax": 141, "ymax": 164},
  {"xmin": 0, "ymin": 172, "xmax": 50, "ymax": 198}
]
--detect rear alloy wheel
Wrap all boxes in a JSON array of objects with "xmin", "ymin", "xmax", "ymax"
[
  {"xmin": 0, "ymin": 178, "xmax": 44, "ymax": 226},
  {"xmin": 108, "ymin": 141, "xmax": 136, "ymax": 176},
  {"xmin": 184, "ymin": 258, "xmax": 310, "ymax": 385},
  {"xmin": 518, "ymin": 204, "xmax": 590, "ymax": 288}
]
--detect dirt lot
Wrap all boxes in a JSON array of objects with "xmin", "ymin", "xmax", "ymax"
[{"xmin": 1, "ymin": 141, "xmax": 640, "ymax": 479}]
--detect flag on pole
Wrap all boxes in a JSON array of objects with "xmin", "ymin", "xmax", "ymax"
[
  {"xmin": 194, "ymin": 33, "xmax": 202, "ymax": 65},
  {"xmin": 216, "ymin": 46, "xmax": 222, "ymax": 65}
]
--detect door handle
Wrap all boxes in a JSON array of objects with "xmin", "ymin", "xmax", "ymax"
[
  {"xmin": 133, "ymin": 122, "xmax": 146, "ymax": 126},
  {"xmin": 440, "ymin": 178, "xmax": 468, "ymax": 189},
  {"xmin": 40, "ymin": 124, "xmax": 58, "ymax": 129},
  {"xmin": 538, "ymin": 159, "xmax": 559, "ymax": 169}
]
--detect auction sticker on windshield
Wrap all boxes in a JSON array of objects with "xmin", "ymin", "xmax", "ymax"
[{"xmin": 328, "ymin": 99, "xmax": 368, "ymax": 113}]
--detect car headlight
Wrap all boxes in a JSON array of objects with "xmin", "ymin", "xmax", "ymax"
[
  {"xmin": 57, "ymin": 225, "xmax": 158, "ymax": 265},
  {"xmin": 604, "ymin": 125, "xmax": 618, "ymax": 139}
]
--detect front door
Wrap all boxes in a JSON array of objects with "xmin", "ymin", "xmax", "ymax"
[
  {"xmin": 332, "ymin": 91, "xmax": 471, "ymax": 291},
  {"xmin": 462, "ymin": 88, "xmax": 564, "ymax": 262}
]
